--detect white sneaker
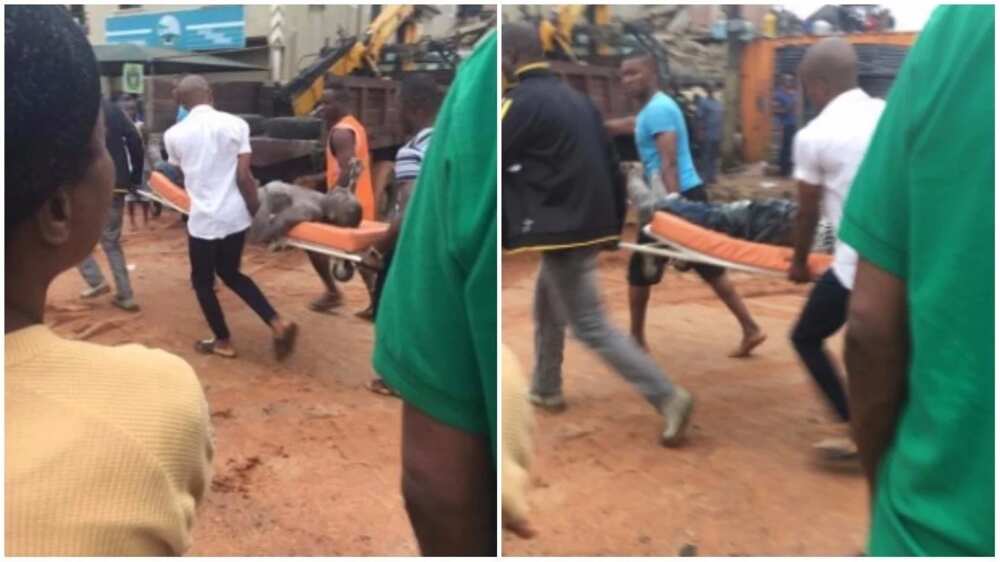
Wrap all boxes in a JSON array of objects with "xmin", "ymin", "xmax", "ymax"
[
  {"xmin": 80, "ymin": 283, "xmax": 110, "ymax": 299},
  {"xmin": 529, "ymin": 392, "xmax": 567, "ymax": 413},
  {"xmin": 660, "ymin": 386, "xmax": 694, "ymax": 447},
  {"xmin": 813, "ymin": 436, "xmax": 859, "ymax": 460}
]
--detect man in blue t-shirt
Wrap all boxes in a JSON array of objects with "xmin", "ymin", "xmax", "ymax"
[
  {"xmin": 607, "ymin": 52, "xmax": 765, "ymax": 357},
  {"xmin": 773, "ymin": 73, "xmax": 798, "ymax": 177}
]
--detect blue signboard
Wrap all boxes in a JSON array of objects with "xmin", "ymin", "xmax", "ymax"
[{"xmin": 105, "ymin": 6, "xmax": 246, "ymax": 51}]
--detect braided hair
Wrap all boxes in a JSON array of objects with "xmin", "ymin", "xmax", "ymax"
[{"xmin": 6, "ymin": 6, "xmax": 102, "ymax": 232}]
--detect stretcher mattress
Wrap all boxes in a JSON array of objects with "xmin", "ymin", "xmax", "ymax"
[
  {"xmin": 649, "ymin": 211, "xmax": 833, "ymax": 277},
  {"xmin": 148, "ymin": 172, "xmax": 389, "ymax": 253}
]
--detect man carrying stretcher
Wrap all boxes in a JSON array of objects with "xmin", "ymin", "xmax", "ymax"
[{"xmin": 606, "ymin": 53, "xmax": 766, "ymax": 357}]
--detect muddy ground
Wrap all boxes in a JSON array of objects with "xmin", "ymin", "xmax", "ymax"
[
  {"xmin": 501, "ymin": 174, "xmax": 867, "ymax": 556},
  {"xmin": 45, "ymin": 215, "xmax": 415, "ymax": 555}
]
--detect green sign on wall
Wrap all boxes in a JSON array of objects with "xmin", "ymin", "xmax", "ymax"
[{"xmin": 122, "ymin": 63, "xmax": 144, "ymax": 94}]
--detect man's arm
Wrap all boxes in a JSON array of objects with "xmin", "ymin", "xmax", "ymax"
[
  {"xmin": 401, "ymin": 404, "xmax": 496, "ymax": 556},
  {"xmin": 329, "ymin": 128, "xmax": 356, "ymax": 189},
  {"xmin": 604, "ymin": 115, "xmax": 636, "ymax": 137},
  {"xmin": 236, "ymin": 154, "xmax": 260, "ymax": 216},
  {"xmin": 373, "ymin": 179, "xmax": 414, "ymax": 254},
  {"xmin": 654, "ymin": 131, "xmax": 680, "ymax": 194},
  {"xmin": 844, "ymin": 258, "xmax": 909, "ymax": 496},
  {"xmin": 789, "ymin": 181, "xmax": 821, "ymax": 283}
]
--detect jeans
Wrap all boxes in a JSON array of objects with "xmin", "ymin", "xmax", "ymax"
[
  {"xmin": 790, "ymin": 269, "xmax": 850, "ymax": 421},
  {"xmin": 533, "ymin": 246, "xmax": 675, "ymax": 409},
  {"xmin": 779, "ymin": 123, "xmax": 796, "ymax": 177},
  {"xmin": 700, "ymin": 139, "xmax": 720, "ymax": 184},
  {"xmin": 189, "ymin": 229, "xmax": 278, "ymax": 340},
  {"xmin": 78, "ymin": 194, "xmax": 133, "ymax": 300}
]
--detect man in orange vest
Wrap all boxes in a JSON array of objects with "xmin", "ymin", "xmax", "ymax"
[{"xmin": 298, "ymin": 85, "xmax": 376, "ymax": 315}]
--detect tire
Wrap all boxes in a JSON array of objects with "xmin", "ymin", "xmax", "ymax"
[
  {"xmin": 236, "ymin": 113, "xmax": 266, "ymax": 136},
  {"xmin": 332, "ymin": 260, "xmax": 355, "ymax": 282},
  {"xmin": 264, "ymin": 116, "xmax": 324, "ymax": 140}
]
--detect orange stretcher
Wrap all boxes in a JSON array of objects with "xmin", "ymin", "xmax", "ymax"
[
  {"xmin": 146, "ymin": 171, "xmax": 389, "ymax": 261},
  {"xmin": 619, "ymin": 211, "xmax": 833, "ymax": 279}
]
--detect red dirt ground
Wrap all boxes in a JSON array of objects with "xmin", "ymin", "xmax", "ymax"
[
  {"xmin": 44, "ymin": 215, "xmax": 416, "ymax": 555},
  {"xmin": 501, "ymin": 222, "xmax": 868, "ymax": 556}
]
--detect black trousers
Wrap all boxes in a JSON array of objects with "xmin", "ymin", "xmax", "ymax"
[
  {"xmin": 779, "ymin": 123, "xmax": 796, "ymax": 177},
  {"xmin": 790, "ymin": 269, "xmax": 850, "ymax": 421},
  {"xmin": 189, "ymin": 229, "xmax": 277, "ymax": 340}
]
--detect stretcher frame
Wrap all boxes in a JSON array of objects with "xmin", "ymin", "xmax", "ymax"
[
  {"xmin": 138, "ymin": 189, "xmax": 364, "ymax": 263},
  {"xmin": 618, "ymin": 224, "xmax": 786, "ymax": 277}
]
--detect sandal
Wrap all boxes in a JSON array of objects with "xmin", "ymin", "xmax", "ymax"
[
  {"xmin": 366, "ymin": 378, "xmax": 400, "ymax": 397},
  {"xmin": 308, "ymin": 292, "xmax": 343, "ymax": 313},
  {"xmin": 273, "ymin": 322, "xmax": 299, "ymax": 361},
  {"xmin": 355, "ymin": 305, "xmax": 375, "ymax": 322},
  {"xmin": 195, "ymin": 339, "xmax": 237, "ymax": 358}
]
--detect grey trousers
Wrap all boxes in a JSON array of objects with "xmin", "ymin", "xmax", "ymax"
[
  {"xmin": 78, "ymin": 195, "xmax": 134, "ymax": 300},
  {"xmin": 532, "ymin": 246, "xmax": 675, "ymax": 409}
]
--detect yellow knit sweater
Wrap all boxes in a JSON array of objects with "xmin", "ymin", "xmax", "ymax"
[
  {"xmin": 5, "ymin": 325, "xmax": 213, "ymax": 555},
  {"xmin": 501, "ymin": 345, "xmax": 534, "ymax": 528}
]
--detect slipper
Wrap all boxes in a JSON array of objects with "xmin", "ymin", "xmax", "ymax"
[
  {"xmin": 355, "ymin": 306, "xmax": 375, "ymax": 322},
  {"xmin": 273, "ymin": 322, "xmax": 299, "ymax": 361},
  {"xmin": 194, "ymin": 339, "xmax": 237, "ymax": 359},
  {"xmin": 366, "ymin": 378, "xmax": 400, "ymax": 397},
  {"xmin": 309, "ymin": 293, "xmax": 343, "ymax": 313}
]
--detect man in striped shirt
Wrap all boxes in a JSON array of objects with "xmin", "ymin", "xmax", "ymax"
[{"xmin": 364, "ymin": 73, "xmax": 442, "ymax": 397}]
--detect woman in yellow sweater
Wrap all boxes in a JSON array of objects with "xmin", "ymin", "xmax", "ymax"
[{"xmin": 5, "ymin": 6, "xmax": 213, "ymax": 555}]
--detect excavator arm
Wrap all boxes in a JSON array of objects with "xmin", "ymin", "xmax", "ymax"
[{"xmin": 281, "ymin": 5, "xmax": 434, "ymax": 117}]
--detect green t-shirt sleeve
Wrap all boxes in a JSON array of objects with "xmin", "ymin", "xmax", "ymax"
[
  {"xmin": 372, "ymin": 32, "xmax": 497, "ymax": 450},
  {"xmin": 839, "ymin": 58, "xmax": 912, "ymax": 279}
]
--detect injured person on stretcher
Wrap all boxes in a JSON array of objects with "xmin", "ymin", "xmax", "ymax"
[
  {"xmin": 626, "ymin": 165, "xmax": 835, "ymax": 253},
  {"xmin": 248, "ymin": 158, "xmax": 364, "ymax": 245},
  {"xmin": 248, "ymin": 181, "xmax": 362, "ymax": 244}
]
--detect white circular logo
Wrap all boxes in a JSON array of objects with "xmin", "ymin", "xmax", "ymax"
[{"xmin": 156, "ymin": 15, "xmax": 181, "ymax": 46}]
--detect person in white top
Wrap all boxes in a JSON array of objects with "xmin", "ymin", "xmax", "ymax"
[
  {"xmin": 787, "ymin": 38, "xmax": 885, "ymax": 461},
  {"xmin": 164, "ymin": 75, "xmax": 298, "ymax": 360}
]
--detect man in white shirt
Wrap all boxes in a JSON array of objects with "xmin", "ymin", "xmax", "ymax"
[
  {"xmin": 164, "ymin": 75, "xmax": 297, "ymax": 360},
  {"xmin": 787, "ymin": 38, "xmax": 885, "ymax": 459}
]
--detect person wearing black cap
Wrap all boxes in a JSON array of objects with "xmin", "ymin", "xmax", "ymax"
[{"xmin": 502, "ymin": 23, "xmax": 694, "ymax": 447}]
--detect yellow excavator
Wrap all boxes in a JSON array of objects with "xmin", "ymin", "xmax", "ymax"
[
  {"xmin": 538, "ymin": 5, "xmax": 611, "ymax": 61},
  {"xmin": 280, "ymin": 5, "xmax": 437, "ymax": 117},
  {"xmin": 533, "ymin": 5, "xmax": 670, "ymax": 87}
]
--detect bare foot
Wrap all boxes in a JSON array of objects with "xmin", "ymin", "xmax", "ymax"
[{"xmin": 729, "ymin": 330, "xmax": 767, "ymax": 358}]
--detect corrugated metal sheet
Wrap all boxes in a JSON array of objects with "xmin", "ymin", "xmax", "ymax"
[{"xmin": 740, "ymin": 32, "xmax": 917, "ymax": 163}]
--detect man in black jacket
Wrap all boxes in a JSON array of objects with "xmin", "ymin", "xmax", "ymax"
[
  {"xmin": 77, "ymin": 97, "xmax": 144, "ymax": 311},
  {"xmin": 502, "ymin": 23, "xmax": 694, "ymax": 447}
]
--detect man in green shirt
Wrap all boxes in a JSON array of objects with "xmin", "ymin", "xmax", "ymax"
[
  {"xmin": 371, "ymin": 31, "xmax": 496, "ymax": 556},
  {"xmin": 840, "ymin": 6, "xmax": 994, "ymax": 556}
]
